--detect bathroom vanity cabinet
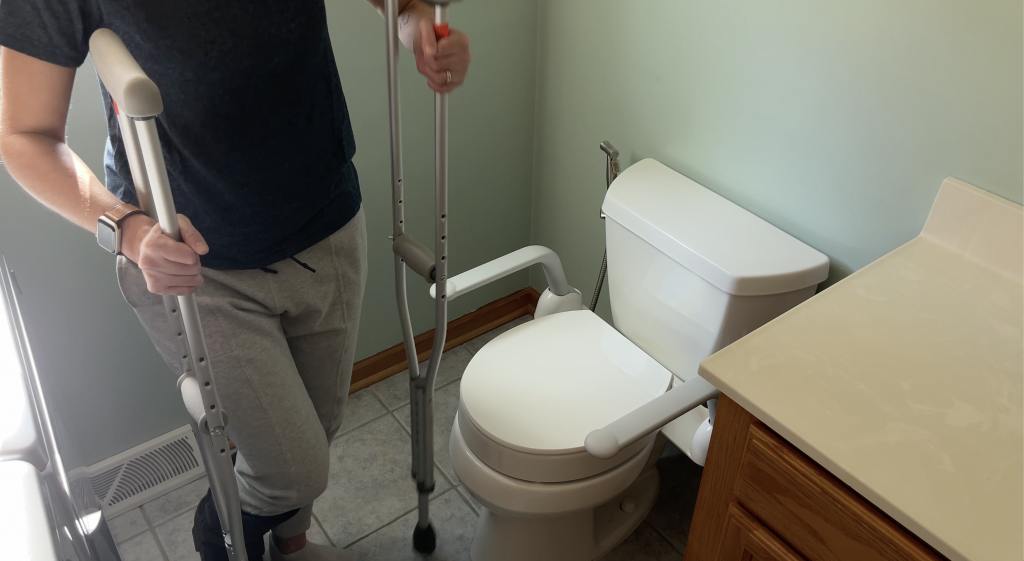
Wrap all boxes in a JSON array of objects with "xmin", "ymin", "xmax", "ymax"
[
  {"xmin": 683, "ymin": 178, "xmax": 1022, "ymax": 561},
  {"xmin": 683, "ymin": 395, "xmax": 946, "ymax": 561}
]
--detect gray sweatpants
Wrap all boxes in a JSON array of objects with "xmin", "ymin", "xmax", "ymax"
[{"xmin": 116, "ymin": 209, "xmax": 367, "ymax": 538}]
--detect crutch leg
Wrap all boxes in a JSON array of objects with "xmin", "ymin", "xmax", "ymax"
[
  {"xmin": 384, "ymin": 0, "xmax": 460, "ymax": 553},
  {"xmin": 411, "ymin": 377, "xmax": 436, "ymax": 553}
]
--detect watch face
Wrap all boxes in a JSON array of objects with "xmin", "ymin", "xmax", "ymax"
[{"xmin": 97, "ymin": 219, "xmax": 118, "ymax": 254}]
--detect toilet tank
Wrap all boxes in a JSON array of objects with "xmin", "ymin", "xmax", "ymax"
[{"xmin": 601, "ymin": 159, "xmax": 830, "ymax": 382}]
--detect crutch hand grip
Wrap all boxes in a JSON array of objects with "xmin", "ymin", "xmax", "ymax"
[
  {"xmin": 88, "ymin": 29, "xmax": 163, "ymax": 118},
  {"xmin": 434, "ymin": 23, "xmax": 450, "ymax": 39}
]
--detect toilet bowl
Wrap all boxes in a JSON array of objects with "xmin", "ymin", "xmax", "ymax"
[
  {"xmin": 451, "ymin": 159, "xmax": 830, "ymax": 560},
  {"xmin": 451, "ymin": 310, "xmax": 670, "ymax": 561}
]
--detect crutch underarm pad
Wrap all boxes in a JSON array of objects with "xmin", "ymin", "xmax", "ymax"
[
  {"xmin": 89, "ymin": 29, "xmax": 163, "ymax": 118},
  {"xmin": 393, "ymin": 234, "xmax": 436, "ymax": 282}
]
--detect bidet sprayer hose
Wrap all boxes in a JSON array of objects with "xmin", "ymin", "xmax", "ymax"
[
  {"xmin": 589, "ymin": 141, "xmax": 620, "ymax": 312},
  {"xmin": 589, "ymin": 252, "xmax": 608, "ymax": 312}
]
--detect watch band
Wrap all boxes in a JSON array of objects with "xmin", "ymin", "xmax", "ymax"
[{"xmin": 103, "ymin": 203, "xmax": 144, "ymax": 225}]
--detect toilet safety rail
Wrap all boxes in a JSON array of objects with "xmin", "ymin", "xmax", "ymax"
[
  {"xmin": 429, "ymin": 246, "xmax": 583, "ymax": 315},
  {"xmin": 429, "ymin": 244, "xmax": 721, "ymax": 460},
  {"xmin": 584, "ymin": 377, "xmax": 719, "ymax": 459}
]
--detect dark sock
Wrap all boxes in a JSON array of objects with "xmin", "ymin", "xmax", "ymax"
[{"xmin": 192, "ymin": 488, "xmax": 299, "ymax": 561}]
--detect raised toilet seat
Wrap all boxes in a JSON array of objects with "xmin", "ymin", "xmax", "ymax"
[{"xmin": 451, "ymin": 310, "xmax": 674, "ymax": 561}]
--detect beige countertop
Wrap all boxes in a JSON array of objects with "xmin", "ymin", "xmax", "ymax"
[{"xmin": 698, "ymin": 178, "xmax": 1023, "ymax": 561}]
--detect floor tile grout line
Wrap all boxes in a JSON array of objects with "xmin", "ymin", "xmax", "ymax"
[
  {"xmin": 380, "ymin": 373, "xmax": 464, "ymax": 417},
  {"xmin": 138, "ymin": 507, "xmax": 172, "ymax": 561},
  {"xmin": 435, "ymin": 456, "xmax": 455, "ymax": 490},
  {"xmin": 333, "ymin": 409, "xmax": 391, "ymax": 442},
  {"xmin": 392, "ymin": 410, "xmax": 412, "ymax": 437},
  {"xmin": 388, "ymin": 404, "xmax": 457, "ymax": 490},
  {"xmin": 453, "ymin": 486, "xmax": 479, "ymax": 516},
  {"xmin": 311, "ymin": 512, "xmax": 336, "ymax": 548},
  {"xmin": 341, "ymin": 488, "xmax": 458, "ymax": 550},
  {"xmin": 645, "ymin": 518, "xmax": 684, "ymax": 556},
  {"xmin": 366, "ymin": 386, "xmax": 389, "ymax": 410},
  {"xmin": 150, "ymin": 506, "xmax": 198, "ymax": 530},
  {"xmin": 111, "ymin": 509, "xmax": 150, "ymax": 545},
  {"xmin": 340, "ymin": 504, "xmax": 417, "ymax": 549}
]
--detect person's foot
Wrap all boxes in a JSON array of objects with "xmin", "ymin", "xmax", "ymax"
[{"xmin": 269, "ymin": 537, "xmax": 357, "ymax": 561}]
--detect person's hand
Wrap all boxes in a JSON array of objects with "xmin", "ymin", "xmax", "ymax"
[
  {"xmin": 122, "ymin": 213, "xmax": 209, "ymax": 296},
  {"xmin": 414, "ymin": 18, "xmax": 471, "ymax": 94}
]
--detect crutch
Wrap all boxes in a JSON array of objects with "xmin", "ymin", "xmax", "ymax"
[
  {"xmin": 89, "ymin": 29, "xmax": 249, "ymax": 561},
  {"xmin": 384, "ymin": 0, "xmax": 459, "ymax": 554}
]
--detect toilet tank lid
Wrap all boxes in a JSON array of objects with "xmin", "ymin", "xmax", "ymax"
[{"xmin": 602, "ymin": 159, "xmax": 830, "ymax": 296}]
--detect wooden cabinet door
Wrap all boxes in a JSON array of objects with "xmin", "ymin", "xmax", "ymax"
[
  {"xmin": 720, "ymin": 503, "xmax": 806, "ymax": 561},
  {"xmin": 684, "ymin": 395, "xmax": 946, "ymax": 561}
]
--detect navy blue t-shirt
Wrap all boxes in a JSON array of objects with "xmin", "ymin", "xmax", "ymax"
[{"xmin": 0, "ymin": 0, "xmax": 362, "ymax": 269}]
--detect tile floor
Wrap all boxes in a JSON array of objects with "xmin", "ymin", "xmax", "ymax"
[{"xmin": 109, "ymin": 316, "xmax": 704, "ymax": 561}]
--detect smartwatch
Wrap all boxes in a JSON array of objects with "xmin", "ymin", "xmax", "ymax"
[{"xmin": 97, "ymin": 203, "xmax": 145, "ymax": 255}]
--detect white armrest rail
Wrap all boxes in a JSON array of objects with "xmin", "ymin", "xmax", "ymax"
[
  {"xmin": 585, "ymin": 376, "xmax": 720, "ymax": 459},
  {"xmin": 430, "ymin": 245, "xmax": 573, "ymax": 302}
]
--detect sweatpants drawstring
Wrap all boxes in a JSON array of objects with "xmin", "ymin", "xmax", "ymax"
[
  {"xmin": 259, "ymin": 258, "xmax": 316, "ymax": 274},
  {"xmin": 289, "ymin": 256, "xmax": 316, "ymax": 273}
]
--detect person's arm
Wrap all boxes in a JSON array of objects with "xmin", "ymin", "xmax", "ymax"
[
  {"xmin": 0, "ymin": 47, "xmax": 208, "ymax": 296},
  {"xmin": 364, "ymin": 0, "xmax": 471, "ymax": 93}
]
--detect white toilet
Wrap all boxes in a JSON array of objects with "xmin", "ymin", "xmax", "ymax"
[{"xmin": 450, "ymin": 159, "xmax": 829, "ymax": 561}]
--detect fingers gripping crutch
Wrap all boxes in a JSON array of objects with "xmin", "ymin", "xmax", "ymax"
[
  {"xmin": 384, "ymin": 0, "xmax": 458, "ymax": 554},
  {"xmin": 88, "ymin": 29, "xmax": 249, "ymax": 561}
]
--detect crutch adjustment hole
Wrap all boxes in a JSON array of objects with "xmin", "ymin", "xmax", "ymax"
[
  {"xmin": 220, "ymin": 449, "xmax": 225, "ymax": 454},
  {"xmin": 171, "ymin": 308, "xmax": 177, "ymax": 313},
  {"xmin": 177, "ymin": 332, "xmax": 182, "ymax": 337},
  {"xmin": 441, "ymin": 256, "xmax": 446, "ymax": 261},
  {"xmin": 441, "ymin": 235, "xmax": 446, "ymax": 240},
  {"xmin": 204, "ymin": 382, "xmax": 210, "ymax": 387},
  {"xmin": 441, "ymin": 214, "xmax": 446, "ymax": 220},
  {"xmin": 209, "ymin": 404, "xmax": 216, "ymax": 410},
  {"xmin": 182, "ymin": 355, "xmax": 188, "ymax": 360},
  {"xmin": 199, "ymin": 357, "xmax": 205, "ymax": 363}
]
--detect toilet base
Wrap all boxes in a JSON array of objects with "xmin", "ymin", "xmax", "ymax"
[{"xmin": 469, "ymin": 466, "xmax": 660, "ymax": 561}]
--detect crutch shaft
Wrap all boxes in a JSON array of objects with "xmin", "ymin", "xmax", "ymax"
[{"xmin": 89, "ymin": 28, "xmax": 248, "ymax": 561}]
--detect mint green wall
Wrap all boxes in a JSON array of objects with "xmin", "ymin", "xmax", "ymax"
[
  {"xmin": 529, "ymin": 0, "xmax": 1023, "ymax": 312},
  {"xmin": 2, "ymin": 0, "xmax": 1019, "ymax": 469},
  {"xmin": 328, "ymin": 0, "xmax": 539, "ymax": 357},
  {"xmin": 0, "ymin": 1, "xmax": 538, "ymax": 467}
]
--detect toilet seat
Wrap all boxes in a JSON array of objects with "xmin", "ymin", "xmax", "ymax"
[{"xmin": 458, "ymin": 310, "xmax": 673, "ymax": 483}]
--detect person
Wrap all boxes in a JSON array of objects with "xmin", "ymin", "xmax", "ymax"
[{"xmin": 0, "ymin": 1, "xmax": 470, "ymax": 559}]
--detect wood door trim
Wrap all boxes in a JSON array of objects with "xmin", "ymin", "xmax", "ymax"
[{"xmin": 348, "ymin": 287, "xmax": 540, "ymax": 394}]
